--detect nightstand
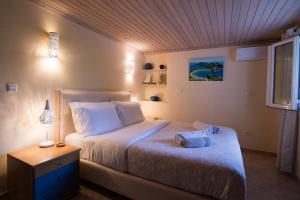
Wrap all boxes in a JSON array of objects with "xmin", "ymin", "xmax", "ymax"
[{"xmin": 7, "ymin": 145, "xmax": 80, "ymax": 200}]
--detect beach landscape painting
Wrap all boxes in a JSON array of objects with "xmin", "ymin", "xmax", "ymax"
[{"xmin": 189, "ymin": 56, "xmax": 224, "ymax": 81}]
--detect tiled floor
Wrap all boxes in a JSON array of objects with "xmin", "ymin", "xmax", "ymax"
[
  {"xmin": 72, "ymin": 151, "xmax": 300, "ymax": 200},
  {"xmin": 243, "ymin": 151, "xmax": 300, "ymax": 200}
]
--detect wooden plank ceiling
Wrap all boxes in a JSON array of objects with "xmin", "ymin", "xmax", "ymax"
[{"xmin": 30, "ymin": 0, "xmax": 300, "ymax": 53}]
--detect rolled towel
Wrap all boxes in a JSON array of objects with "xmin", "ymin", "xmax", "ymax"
[
  {"xmin": 192, "ymin": 121, "xmax": 219, "ymax": 135},
  {"xmin": 175, "ymin": 131, "xmax": 212, "ymax": 148}
]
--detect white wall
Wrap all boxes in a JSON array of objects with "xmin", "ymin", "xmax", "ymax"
[
  {"xmin": 146, "ymin": 47, "xmax": 279, "ymax": 153},
  {"xmin": 0, "ymin": 0, "xmax": 144, "ymax": 155},
  {"xmin": 0, "ymin": 0, "xmax": 145, "ymax": 191}
]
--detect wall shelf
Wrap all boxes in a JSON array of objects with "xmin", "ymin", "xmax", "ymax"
[
  {"xmin": 142, "ymin": 57, "xmax": 168, "ymax": 104},
  {"xmin": 142, "ymin": 82, "xmax": 167, "ymax": 85},
  {"xmin": 142, "ymin": 100, "xmax": 168, "ymax": 103},
  {"xmin": 143, "ymin": 69, "xmax": 167, "ymax": 71},
  {"xmin": 142, "ymin": 82, "xmax": 156, "ymax": 85},
  {"xmin": 142, "ymin": 68, "xmax": 167, "ymax": 85}
]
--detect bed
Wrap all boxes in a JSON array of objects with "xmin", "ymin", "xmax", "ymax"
[{"xmin": 56, "ymin": 90, "xmax": 246, "ymax": 200}]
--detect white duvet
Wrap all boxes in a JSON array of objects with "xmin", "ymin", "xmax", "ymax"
[
  {"xmin": 66, "ymin": 120, "xmax": 169, "ymax": 171},
  {"xmin": 65, "ymin": 120, "xmax": 246, "ymax": 200}
]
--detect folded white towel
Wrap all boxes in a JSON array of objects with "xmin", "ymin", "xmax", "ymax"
[
  {"xmin": 192, "ymin": 121, "xmax": 219, "ymax": 135},
  {"xmin": 175, "ymin": 131, "xmax": 212, "ymax": 148}
]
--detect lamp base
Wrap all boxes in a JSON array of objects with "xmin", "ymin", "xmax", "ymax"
[
  {"xmin": 39, "ymin": 141, "xmax": 55, "ymax": 148},
  {"xmin": 56, "ymin": 142, "xmax": 66, "ymax": 147}
]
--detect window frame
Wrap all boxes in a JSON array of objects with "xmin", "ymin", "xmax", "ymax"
[{"xmin": 266, "ymin": 36, "xmax": 300, "ymax": 110}]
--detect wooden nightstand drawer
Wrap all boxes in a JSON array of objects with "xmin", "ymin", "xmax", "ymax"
[
  {"xmin": 35, "ymin": 151, "xmax": 79, "ymax": 177},
  {"xmin": 8, "ymin": 145, "xmax": 80, "ymax": 200},
  {"xmin": 35, "ymin": 161, "xmax": 79, "ymax": 199}
]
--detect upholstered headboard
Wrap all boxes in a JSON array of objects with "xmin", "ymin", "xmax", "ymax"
[{"xmin": 56, "ymin": 90, "xmax": 131, "ymax": 141}]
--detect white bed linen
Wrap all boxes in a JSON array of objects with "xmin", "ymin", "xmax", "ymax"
[
  {"xmin": 128, "ymin": 122, "xmax": 245, "ymax": 200},
  {"xmin": 65, "ymin": 120, "xmax": 169, "ymax": 171},
  {"xmin": 66, "ymin": 121, "xmax": 246, "ymax": 200}
]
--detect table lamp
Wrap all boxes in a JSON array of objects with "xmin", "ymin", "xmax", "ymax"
[{"xmin": 39, "ymin": 99, "xmax": 55, "ymax": 148}]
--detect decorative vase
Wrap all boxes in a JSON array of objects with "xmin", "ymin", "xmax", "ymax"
[
  {"xmin": 144, "ymin": 63, "xmax": 153, "ymax": 70},
  {"xmin": 150, "ymin": 96, "xmax": 160, "ymax": 101},
  {"xmin": 159, "ymin": 64, "xmax": 165, "ymax": 69}
]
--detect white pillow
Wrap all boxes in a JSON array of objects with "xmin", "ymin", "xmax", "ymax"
[
  {"xmin": 113, "ymin": 101, "xmax": 145, "ymax": 126},
  {"xmin": 69, "ymin": 102, "xmax": 122, "ymax": 136}
]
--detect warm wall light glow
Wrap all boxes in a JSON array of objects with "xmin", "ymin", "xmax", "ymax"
[
  {"xmin": 35, "ymin": 32, "xmax": 61, "ymax": 73},
  {"xmin": 41, "ymin": 58, "xmax": 60, "ymax": 73},
  {"xmin": 127, "ymin": 54, "xmax": 134, "ymax": 62},
  {"xmin": 125, "ymin": 54, "xmax": 135, "ymax": 74},
  {"xmin": 36, "ymin": 45, "xmax": 61, "ymax": 73},
  {"xmin": 49, "ymin": 32, "xmax": 59, "ymax": 58},
  {"xmin": 130, "ymin": 94, "xmax": 140, "ymax": 102},
  {"xmin": 125, "ymin": 54, "xmax": 135, "ymax": 83},
  {"xmin": 126, "ymin": 60, "xmax": 135, "ymax": 75},
  {"xmin": 36, "ymin": 45, "xmax": 49, "ymax": 57},
  {"xmin": 126, "ymin": 74, "xmax": 134, "ymax": 83}
]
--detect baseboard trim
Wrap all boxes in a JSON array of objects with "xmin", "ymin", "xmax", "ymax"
[{"xmin": 241, "ymin": 148, "xmax": 277, "ymax": 156}]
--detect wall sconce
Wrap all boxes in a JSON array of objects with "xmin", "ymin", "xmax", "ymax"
[
  {"xmin": 125, "ymin": 55, "xmax": 135, "ymax": 83},
  {"xmin": 49, "ymin": 32, "xmax": 59, "ymax": 58},
  {"xmin": 125, "ymin": 60, "xmax": 135, "ymax": 83},
  {"xmin": 127, "ymin": 60, "xmax": 135, "ymax": 75}
]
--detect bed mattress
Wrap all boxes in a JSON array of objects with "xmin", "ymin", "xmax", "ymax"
[{"xmin": 65, "ymin": 120, "xmax": 246, "ymax": 200}]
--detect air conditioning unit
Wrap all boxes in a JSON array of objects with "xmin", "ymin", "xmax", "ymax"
[{"xmin": 236, "ymin": 46, "xmax": 268, "ymax": 62}]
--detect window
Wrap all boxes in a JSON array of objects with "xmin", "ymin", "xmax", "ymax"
[{"xmin": 266, "ymin": 36, "xmax": 300, "ymax": 110}]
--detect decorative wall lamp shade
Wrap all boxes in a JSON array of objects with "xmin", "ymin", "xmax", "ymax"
[
  {"xmin": 127, "ymin": 60, "xmax": 135, "ymax": 75},
  {"xmin": 39, "ymin": 99, "xmax": 55, "ymax": 148},
  {"xmin": 49, "ymin": 32, "xmax": 59, "ymax": 58}
]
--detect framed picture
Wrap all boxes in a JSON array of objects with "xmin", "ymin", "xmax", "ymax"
[{"xmin": 189, "ymin": 56, "xmax": 224, "ymax": 81}]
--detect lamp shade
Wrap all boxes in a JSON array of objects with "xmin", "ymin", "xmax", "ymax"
[
  {"xmin": 39, "ymin": 99, "xmax": 55, "ymax": 125},
  {"xmin": 49, "ymin": 32, "xmax": 59, "ymax": 58}
]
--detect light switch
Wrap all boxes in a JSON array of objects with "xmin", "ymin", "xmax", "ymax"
[{"xmin": 6, "ymin": 83, "xmax": 17, "ymax": 92}]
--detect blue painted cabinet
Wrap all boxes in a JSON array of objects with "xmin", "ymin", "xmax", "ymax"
[
  {"xmin": 35, "ymin": 161, "xmax": 79, "ymax": 200},
  {"xmin": 8, "ymin": 145, "xmax": 81, "ymax": 200}
]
